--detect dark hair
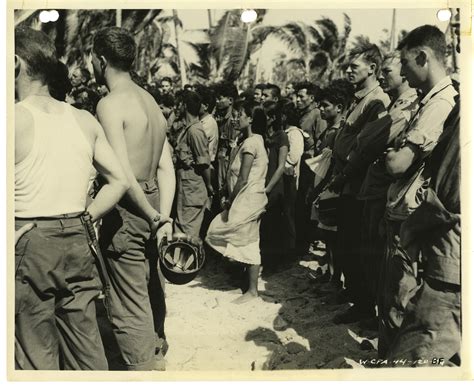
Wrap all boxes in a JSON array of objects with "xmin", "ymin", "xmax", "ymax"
[
  {"xmin": 78, "ymin": 68, "xmax": 91, "ymax": 83},
  {"xmin": 255, "ymin": 83, "xmax": 267, "ymax": 91},
  {"xmin": 238, "ymin": 88, "xmax": 254, "ymax": 101},
  {"xmin": 295, "ymin": 81, "xmax": 316, "ymax": 100},
  {"xmin": 183, "ymin": 90, "xmax": 202, "ymax": 116},
  {"xmin": 262, "ymin": 100, "xmax": 283, "ymax": 132},
  {"xmin": 195, "ymin": 85, "xmax": 216, "ymax": 113},
  {"xmin": 349, "ymin": 42, "xmax": 383, "ymax": 74},
  {"xmin": 233, "ymin": 99, "xmax": 265, "ymax": 136},
  {"xmin": 160, "ymin": 77, "xmax": 172, "ymax": 85},
  {"xmin": 321, "ymin": 79, "xmax": 354, "ymax": 109},
  {"xmin": 251, "ymin": 107, "xmax": 267, "ymax": 136},
  {"xmin": 15, "ymin": 27, "xmax": 58, "ymax": 85},
  {"xmin": 397, "ymin": 25, "xmax": 447, "ymax": 62},
  {"xmin": 157, "ymin": 93, "xmax": 175, "ymax": 109},
  {"xmin": 93, "ymin": 27, "xmax": 136, "ymax": 72},
  {"xmin": 215, "ymin": 81, "xmax": 238, "ymax": 100},
  {"xmin": 280, "ymin": 99, "xmax": 299, "ymax": 127},
  {"xmin": 264, "ymin": 83, "xmax": 281, "ymax": 100},
  {"xmin": 49, "ymin": 61, "xmax": 72, "ymax": 102},
  {"xmin": 235, "ymin": 99, "xmax": 266, "ymax": 136},
  {"xmin": 235, "ymin": 98, "xmax": 257, "ymax": 119}
]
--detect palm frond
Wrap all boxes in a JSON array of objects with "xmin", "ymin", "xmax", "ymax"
[
  {"xmin": 126, "ymin": 10, "xmax": 163, "ymax": 34},
  {"xmin": 14, "ymin": 10, "xmax": 39, "ymax": 26},
  {"xmin": 351, "ymin": 35, "xmax": 372, "ymax": 51},
  {"xmin": 281, "ymin": 22, "xmax": 307, "ymax": 51},
  {"xmin": 286, "ymin": 58, "xmax": 306, "ymax": 67}
]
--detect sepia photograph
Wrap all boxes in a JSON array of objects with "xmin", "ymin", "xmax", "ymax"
[{"xmin": 6, "ymin": 0, "xmax": 472, "ymax": 381}]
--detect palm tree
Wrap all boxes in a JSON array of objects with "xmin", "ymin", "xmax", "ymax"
[
  {"xmin": 15, "ymin": 10, "xmax": 162, "ymax": 68},
  {"xmin": 209, "ymin": 9, "xmax": 267, "ymax": 82},
  {"xmin": 14, "ymin": 9, "xmax": 208, "ymax": 84},
  {"xmin": 147, "ymin": 13, "xmax": 210, "ymax": 85},
  {"xmin": 249, "ymin": 13, "xmax": 352, "ymax": 85}
]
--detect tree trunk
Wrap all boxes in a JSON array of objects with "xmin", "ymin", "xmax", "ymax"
[
  {"xmin": 389, "ymin": 9, "xmax": 397, "ymax": 51},
  {"xmin": 207, "ymin": 9, "xmax": 212, "ymax": 29},
  {"xmin": 237, "ymin": 22, "xmax": 251, "ymax": 80},
  {"xmin": 173, "ymin": 9, "xmax": 187, "ymax": 86},
  {"xmin": 116, "ymin": 9, "xmax": 122, "ymax": 27},
  {"xmin": 305, "ymin": 47, "xmax": 310, "ymax": 81},
  {"xmin": 218, "ymin": 12, "xmax": 232, "ymax": 71}
]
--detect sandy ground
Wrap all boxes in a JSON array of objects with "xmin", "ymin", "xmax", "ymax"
[
  {"xmin": 163, "ymin": 249, "xmax": 378, "ymax": 371},
  {"xmin": 98, "ymin": 246, "xmax": 378, "ymax": 371}
]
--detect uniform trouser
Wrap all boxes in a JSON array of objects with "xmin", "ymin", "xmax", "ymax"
[
  {"xmin": 295, "ymin": 156, "xmax": 314, "ymax": 254},
  {"xmin": 201, "ymin": 162, "xmax": 220, "ymax": 240},
  {"xmin": 217, "ymin": 152, "xmax": 229, "ymax": 194},
  {"xmin": 387, "ymin": 277, "xmax": 461, "ymax": 366},
  {"xmin": 15, "ymin": 217, "xmax": 108, "ymax": 370},
  {"xmin": 378, "ymin": 219, "xmax": 419, "ymax": 358},
  {"xmin": 283, "ymin": 174, "xmax": 297, "ymax": 255},
  {"xmin": 335, "ymin": 196, "xmax": 372, "ymax": 312},
  {"xmin": 175, "ymin": 170, "xmax": 208, "ymax": 240},
  {"xmin": 360, "ymin": 198, "xmax": 386, "ymax": 313},
  {"xmin": 99, "ymin": 180, "xmax": 166, "ymax": 370}
]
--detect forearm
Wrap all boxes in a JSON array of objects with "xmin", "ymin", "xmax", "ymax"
[
  {"xmin": 202, "ymin": 166, "xmax": 212, "ymax": 189},
  {"xmin": 157, "ymin": 166, "xmax": 175, "ymax": 218},
  {"xmin": 87, "ymin": 180, "xmax": 128, "ymax": 222},
  {"xmin": 124, "ymin": 180, "xmax": 160, "ymax": 222},
  {"xmin": 266, "ymin": 166, "xmax": 285, "ymax": 193},
  {"xmin": 230, "ymin": 177, "xmax": 247, "ymax": 202},
  {"xmin": 385, "ymin": 145, "xmax": 417, "ymax": 178}
]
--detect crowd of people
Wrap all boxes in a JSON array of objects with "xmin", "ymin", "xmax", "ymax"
[{"xmin": 14, "ymin": 22, "xmax": 461, "ymax": 371}]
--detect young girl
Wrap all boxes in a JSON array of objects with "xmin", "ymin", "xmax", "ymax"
[{"xmin": 206, "ymin": 100, "xmax": 269, "ymax": 304}]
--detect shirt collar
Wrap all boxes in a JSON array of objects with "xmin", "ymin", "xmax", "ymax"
[
  {"xmin": 420, "ymin": 76, "xmax": 453, "ymax": 106},
  {"xmin": 224, "ymin": 108, "xmax": 233, "ymax": 120},
  {"xmin": 301, "ymin": 102, "xmax": 318, "ymax": 115},
  {"xmin": 354, "ymin": 82, "xmax": 380, "ymax": 101},
  {"xmin": 392, "ymin": 88, "xmax": 418, "ymax": 107}
]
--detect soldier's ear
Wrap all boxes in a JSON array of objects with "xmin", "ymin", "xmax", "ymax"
[
  {"xmin": 368, "ymin": 62, "xmax": 377, "ymax": 75},
  {"xmin": 416, "ymin": 49, "xmax": 428, "ymax": 67},
  {"xmin": 99, "ymin": 55, "xmax": 107, "ymax": 72},
  {"xmin": 15, "ymin": 55, "xmax": 21, "ymax": 78}
]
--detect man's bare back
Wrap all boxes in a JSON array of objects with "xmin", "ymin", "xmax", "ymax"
[{"xmin": 99, "ymin": 81, "xmax": 167, "ymax": 181}]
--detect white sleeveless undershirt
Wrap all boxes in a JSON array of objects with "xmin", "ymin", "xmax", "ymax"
[{"xmin": 15, "ymin": 98, "xmax": 94, "ymax": 217}]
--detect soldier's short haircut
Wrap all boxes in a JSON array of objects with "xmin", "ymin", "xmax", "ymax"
[
  {"xmin": 397, "ymin": 25, "xmax": 447, "ymax": 62},
  {"xmin": 93, "ymin": 27, "xmax": 136, "ymax": 72}
]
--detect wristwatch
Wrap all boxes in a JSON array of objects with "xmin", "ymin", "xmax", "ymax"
[
  {"xmin": 151, "ymin": 213, "xmax": 172, "ymax": 225},
  {"xmin": 151, "ymin": 214, "xmax": 161, "ymax": 224}
]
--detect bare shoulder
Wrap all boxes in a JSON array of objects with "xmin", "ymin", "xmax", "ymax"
[
  {"xmin": 96, "ymin": 92, "xmax": 126, "ymax": 114},
  {"xmin": 139, "ymin": 86, "xmax": 168, "ymax": 130}
]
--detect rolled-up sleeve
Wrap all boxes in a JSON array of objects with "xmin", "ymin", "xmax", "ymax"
[
  {"xmin": 287, "ymin": 130, "xmax": 304, "ymax": 166},
  {"xmin": 189, "ymin": 126, "xmax": 211, "ymax": 167},
  {"xmin": 405, "ymin": 99, "xmax": 454, "ymax": 154}
]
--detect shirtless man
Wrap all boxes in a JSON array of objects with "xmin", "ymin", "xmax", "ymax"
[
  {"xmin": 92, "ymin": 27, "xmax": 175, "ymax": 371},
  {"xmin": 14, "ymin": 27, "xmax": 129, "ymax": 370}
]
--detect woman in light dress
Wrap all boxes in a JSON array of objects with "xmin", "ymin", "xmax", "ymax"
[{"xmin": 206, "ymin": 100, "xmax": 268, "ymax": 304}]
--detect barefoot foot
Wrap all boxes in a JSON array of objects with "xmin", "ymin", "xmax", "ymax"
[{"xmin": 232, "ymin": 291, "xmax": 259, "ymax": 304}]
